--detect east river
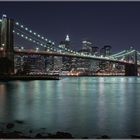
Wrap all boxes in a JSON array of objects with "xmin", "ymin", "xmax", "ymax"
[{"xmin": 0, "ymin": 77, "xmax": 140, "ymax": 138}]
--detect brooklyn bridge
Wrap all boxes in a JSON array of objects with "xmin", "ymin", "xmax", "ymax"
[{"xmin": 0, "ymin": 14, "xmax": 140, "ymax": 76}]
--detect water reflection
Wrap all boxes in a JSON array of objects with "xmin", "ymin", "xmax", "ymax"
[{"xmin": 0, "ymin": 77, "xmax": 140, "ymax": 138}]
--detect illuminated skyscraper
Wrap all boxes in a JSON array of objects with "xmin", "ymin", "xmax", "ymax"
[
  {"xmin": 59, "ymin": 35, "xmax": 72, "ymax": 71},
  {"xmin": 82, "ymin": 40, "xmax": 92, "ymax": 55},
  {"xmin": 100, "ymin": 45, "xmax": 112, "ymax": 57},
  {"xmin": 92, "ymin": 46, "xmax": 99, "ymax": 56},
  {"xmin": 65, "ymin": 34, "xmax": 70, "ymax": 42}
]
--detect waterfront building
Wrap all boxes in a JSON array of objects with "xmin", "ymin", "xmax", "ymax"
[
  {"xmin": 14, "ymin": 55, "xmax": 24, "ymax": 73},
  {"xmin": 53, "ymin": 56, "xmax": 62, "ymax": 71},
  {"xmin": 21, "ymin": 56, "xmax": 45, "ymax": 73},
  {"xmin": 45, "ymin": 56, "xmax": 54, "ymax": 72}
]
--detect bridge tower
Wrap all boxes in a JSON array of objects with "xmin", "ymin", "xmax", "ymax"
[
  {"xmin": 125, "ymin": 50, "xmax": 137, "ymax": 76},
  {"xmin": 0, "ymin": 14, "xmax": 14, "ymax": 75}
]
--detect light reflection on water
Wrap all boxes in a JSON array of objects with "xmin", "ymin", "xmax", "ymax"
[{"xmin": 0, "ymin": 77, "xmax": 140, "ymax": 138}]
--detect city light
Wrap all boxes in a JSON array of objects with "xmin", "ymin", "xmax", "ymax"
[
  {"xmin": 14, "ymin": 21, "xmax": 54, "ymax": 45},
  {"xmin": 0, "ymin": 47, "xmax": 4, "ymax": 50},
  {"xmin": 2, "ymin": 44, "xmax": 5, "ymax": 47},
  {"xmin": 15, "ymin": 22, "xmax": 19, "ymax": 25},
  {"xmin": 14, "ymin": 30, "xmax": 48, "ymax": 50},
  {"xmin": 12, "ymin": 20, "xmax": 140, "ymax": 67},
  {"xmin": 16, "ymin": 24, "xmax": 74, "ymax": 53},
  {"xmin": 2, "ymin": 14, "xmax": 7, "ymax": 18},
  {"xmin": 36, "ymin": 47, "xmax": 39, "ymax": 51}
]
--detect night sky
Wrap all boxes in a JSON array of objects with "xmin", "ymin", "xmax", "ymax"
[{"xmin": 0, "ymin": 1, "xmax": 140, "ymax": 52}]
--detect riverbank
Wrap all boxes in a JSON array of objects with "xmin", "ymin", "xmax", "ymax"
[
  {"xmin": 0, "ymin": 122, "xmax": 139, "ymax": 139},
  {"xmin": 0, "ymin": 129, "xmax": 139, "ymax": 139}
]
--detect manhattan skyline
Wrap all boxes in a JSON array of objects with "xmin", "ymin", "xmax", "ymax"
[{"xmin": 0, "ymin": 1, "xmax": 140, "ymax": 52}]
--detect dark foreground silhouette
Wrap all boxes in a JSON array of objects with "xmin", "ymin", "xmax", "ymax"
[{"xmin": 0, "ymin": 122, "xmax": 139, "ymax": 139}]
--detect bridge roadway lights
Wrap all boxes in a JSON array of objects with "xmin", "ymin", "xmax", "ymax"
[{"xmin": 125, "ymin": 63, "xmax": 138, "ymax": 76}]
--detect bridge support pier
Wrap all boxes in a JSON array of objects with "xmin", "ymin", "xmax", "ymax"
[
  {"xmin": 125, "ymin": 63, "xmax": 137, "ymax": 76},
  {"xmin": 0, "ymin": 15, "xmax": 14, "ymax": 75}
]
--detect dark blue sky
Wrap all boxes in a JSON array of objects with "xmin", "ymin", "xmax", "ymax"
[{"xmin": 0, "ymin": 1, "xmax": 140, "ymax": 52}]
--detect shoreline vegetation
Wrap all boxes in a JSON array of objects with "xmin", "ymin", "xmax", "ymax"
[{"xmin": 0, "ymin": 122, "xmax": 140, "ymax": 139}]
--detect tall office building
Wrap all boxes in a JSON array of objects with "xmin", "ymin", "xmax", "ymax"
[
  {"xmin": 82, "ymin": 40, "xmax": 93, "ymax": 55},
  {"xmin": 99, "ymin": 45, "xmax": 112, "ymax": 72},
  {"xmin": 76, "ymin": 40, "xmax": 93, "ymax": 71},
  {"xmin": 59, "ymin": 35, "xmax": 72, "ymax": 71},
  {"xmin": 92, "ymin": 46, "xmax": 99, "ymax": 56},
  {"xmin": 100, "ymin": 45, "xmax": 112, "ymax": 57},
  {"xmin": 65, "ymin": 34, "xmax": 70, "ymax": 49}
]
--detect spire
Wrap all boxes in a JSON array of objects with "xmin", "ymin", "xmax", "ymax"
[
  {"xmin": 2, "ymin": 14, "xmax": 7, "ymax": 19},
  {"xmin": 65, "ymin": 34, "xmax": 70, "ymax": 42}
]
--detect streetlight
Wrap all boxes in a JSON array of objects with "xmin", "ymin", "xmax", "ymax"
[{"xmin": 36, "ymin": 47, "xmax": 39, "ymax": 51}]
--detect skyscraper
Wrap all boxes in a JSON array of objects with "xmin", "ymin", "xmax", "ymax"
[
  {"xmin": 59, "ymin": 35, "xmax": 72, "ymax": 71},
  {"xmin": 92, "ymin": 46, "xmax": 99, "ymax": 56},
  {"xmin": 82, "ymin": 40, "xmax": 92, "ymax": 55},
  {"xmin": 100, "ymin": 45, "xmax": 112, "ymax": 57}
]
